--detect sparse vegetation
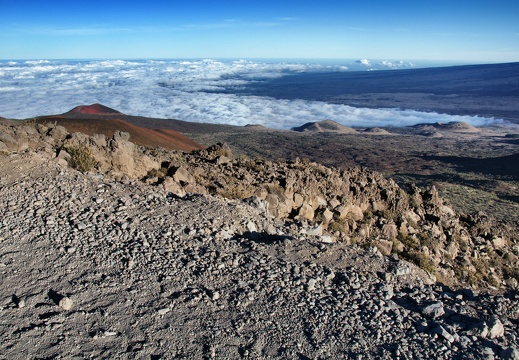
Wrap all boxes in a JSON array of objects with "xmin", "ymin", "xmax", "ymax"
[
  {"xmin": 145, "ymin": 167, "xmax": 168, "ymax": 179},
  {"xmin": 65, "ymin": 145, "xmax": 97, "ymax": 173},
  {"xmin": 217, "ymin": 183, "xmax": 255, "ymax": 199},
  {"xmin": 397, "ymin": 232, "xmax": 419, "ymax": 250},
  {"xmin": 213, "ymin": 145, "xmax": 233, "ymax": 158},
  {"xmin": 402, "ymin": 250, "xmax": 436, "ymax": 275},
  {"xmin": 328, "ymin": 219, "xmax": 348, "ymax": 234},
  {"xmin": 377, "ymin": 209, "xmax": 397, "ymax": 222},
  {"xmin": 267, "ymin": 183, "xmax": 285, "ymax": 198}
]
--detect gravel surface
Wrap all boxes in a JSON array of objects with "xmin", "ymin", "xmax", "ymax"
[{"xmin": 1, "ymin": 152, "xmax": 518, "ymax": 359}]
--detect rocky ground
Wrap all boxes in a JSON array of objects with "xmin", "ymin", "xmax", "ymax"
[{"xmin": 1, "ymin": 120, "xmax": 519, "ymax": 359}]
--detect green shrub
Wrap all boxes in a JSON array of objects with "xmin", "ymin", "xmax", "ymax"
[{"xmin": 66, "ymin": 145, "xmax": 97, "ymax": 173}]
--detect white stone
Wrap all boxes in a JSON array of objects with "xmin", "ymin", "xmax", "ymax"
[
  {"xmin": 59, "ymin": 297, "xmax": 73, "ymax": 311},
  {"xmin": 488, "ymin": 317, "xmax": 505, "ymax": 339},
  {"xmin": 158, "ymin": 307, "xmax": 170, "ymax": 315},
  {"xmin": 211, "ymin": 291, "xmax": 221, "ymax": 301},
  {"xmin": 307, "ymin": 279, "xmax": 317, "ymax": 292},
  {"xmin": 307, "ymin": 225, "xmax": 322, "ymax": 236}
]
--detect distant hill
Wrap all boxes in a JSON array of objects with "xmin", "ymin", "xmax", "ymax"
[
  {"xmin": 292, "ymin": 120, "xmax": 357, "ymax": 134},
  {"xmin": 244, "ymin": 124, "xmax": 269, "ymax": 130},
  {"xmin": 413, "ymin": 121, "xmax": 480, "ymax": 133},
  {"xmin": 37, "ymin": 105, "xmax": 205, "ymax": 152},
  {"xmin": 66, "ymin": 103, "xmax": 122, "ymax": 115},
  {"xmin": 363, "ymin": 127, "xmax": 393, "ymax": 135}
]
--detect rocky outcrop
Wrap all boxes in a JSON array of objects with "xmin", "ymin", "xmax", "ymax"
[
  {"xmin": 142, "ymin": 143, "xmax": 517, "ymax": 290},
  {"xmin": 1, "ymin": 120, "xmax": 517, "ymax": 291},
  {"xmin": 0, "ymin": 120, "xmax": 160, "ymax": 179}
]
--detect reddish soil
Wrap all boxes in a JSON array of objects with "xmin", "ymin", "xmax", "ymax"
[{"xmin": 37, "ymin": 116, "xmax": 205, "ymax": 152}]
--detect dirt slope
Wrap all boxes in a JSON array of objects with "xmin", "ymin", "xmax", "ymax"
[{"xmin": 37, "ymin": 116, "xmax": 204, "ymax": 152}]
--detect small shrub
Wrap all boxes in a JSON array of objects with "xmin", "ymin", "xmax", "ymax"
[
  {"xmin": 397, "ymin": 232, "xmax": 419, "ymax": 250},
  {"xmin": 350, "ymin": 237, "xmax": 360, "ymax": 245},
  {"xmin": 146, "ymin": 167, "xmax": 167, "ymax": 179},
  {"xmin": 409, "ymin": 196, "xmax": 420, "ymax": 208},
  {"xmin": 407, "ymin": 218, "xmax": 420, "ymax": 230},
  {"xmin": 170, "ymin": 152, "xmax": 185, "ymax": 164},
  {"xmin": 416, "ymin": 232, "xmax": 439, "ymax": 250},
  {"xmin": 402, "ymin": 250, "xmax": 436, "ymax": 274},
  {"xmin": 465, "ymin": 270, "xmax": 482, "ymax": 287},
  {"xmin": 214, "ymin": 145, "xmax": 233, "ymax": 158},
  {"xmin": 377, "ymin": 209, "xmax": 397, "ymax": 222},
  {"xmin": 328, "ymin": 219, "xmax": 347, "ymax": 234},
  {"xmin": 66, "ymin": 145, "xmax": 97, "ymax": 173}
]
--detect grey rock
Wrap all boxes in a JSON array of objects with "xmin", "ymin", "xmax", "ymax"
[
  {"xmin": 422, "ymin": 302, "xmax": 445, "ymax": 319},
  {"xmin": 396, "ymin": 264, "xmax": 410, "ymax": 276},
  {"xmin": 307, "ymin": 225, "xmax": 323, "ymax": 236},
  {"xmin": 211, "ymin": 291, "xmax": 221, "ymax": 301},
  {"xmin": 59, "ymin": 297, "xmax": 73, "ymax": 311},
  {"xmin": 307, "ymin": 279, "xmax": 317, "ymax": 292},
  {"xmin": 431, "ymin": 324, "xmax": 455, "ymax": 343},
  {"xmin": 488, "ymin": 316, "xmax": 505, "ymax": 339}
]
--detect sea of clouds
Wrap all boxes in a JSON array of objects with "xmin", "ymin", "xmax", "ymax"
[{"xmin": 0, "ymin": 59, "xmax": 503, "ymax": 129}]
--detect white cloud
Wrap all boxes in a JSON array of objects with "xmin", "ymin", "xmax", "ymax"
[
  {"xmin": 0, "ymin": 59, "xmax": 503, "ymax": 129},
  {"xmin": 357, "ymin": 59, "xmax": 371, "ymax": 66},
  {"xmin": 377, "ymin": 60, "xmax": 415, "ymax": 69}
]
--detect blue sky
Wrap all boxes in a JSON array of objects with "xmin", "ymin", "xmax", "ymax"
[{"xmin": 1, "ymin": 0, "xmax": 518, "ymax": 62}]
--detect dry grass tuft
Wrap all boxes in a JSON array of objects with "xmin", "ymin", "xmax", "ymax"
[{"xmin": 66, "ymin": 145, "xmax": 97, "ymax": 173}]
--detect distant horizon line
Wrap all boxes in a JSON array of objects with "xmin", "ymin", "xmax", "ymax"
[{"xmin": 1, "ymin": 57, "xmax": 513, "ymax": 64}]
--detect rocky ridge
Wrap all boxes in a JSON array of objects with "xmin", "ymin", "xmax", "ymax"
[
  {"xmin": 1, "ymin": 119, "xmax": 519, "ymax": 358},
  {"xmin": 148, "ymin": 143, "xmax": 518, "ymax": 291}
]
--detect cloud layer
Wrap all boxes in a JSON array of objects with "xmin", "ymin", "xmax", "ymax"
[{"xmin": 0, "ymin": 59, "xmax": 503, "ymax": 129}]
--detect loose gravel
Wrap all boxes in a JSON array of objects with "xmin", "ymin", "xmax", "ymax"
[{"xmin": 1, "ymin": 152, "xmax": 518, "ymax": 359}]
